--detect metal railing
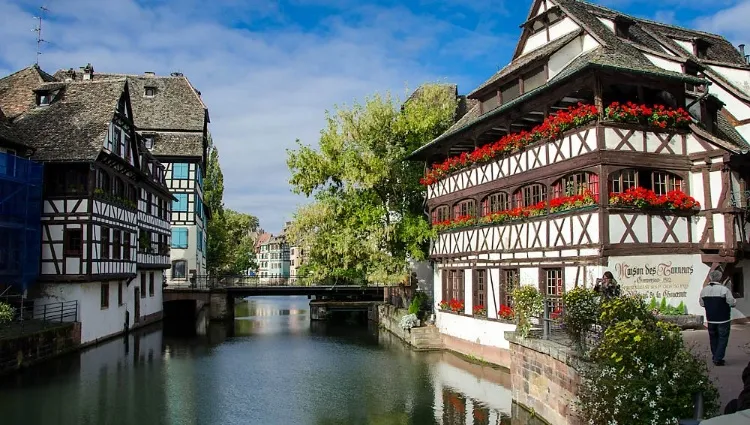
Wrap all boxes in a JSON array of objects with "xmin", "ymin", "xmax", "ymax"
[
  {"xmin": 166, "ymin": 274, "xmax": 376, "ymax": 290},
  {"xmin": 0, "ymin": 300, "xmax": 78, "ymax": 338}
]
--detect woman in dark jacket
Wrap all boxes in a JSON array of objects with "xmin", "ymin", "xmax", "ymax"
[{"xmin": 595, "ymin": 272, "xmax": 621, "ymax": 298}]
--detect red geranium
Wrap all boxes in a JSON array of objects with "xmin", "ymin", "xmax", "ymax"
[
  {"xmin": 498, "ymin": 304, "xmax": 515, "ymax": 321},
  {"xmin": 609, "ymin": 187, "xmax": 700, "ymax": 211}
]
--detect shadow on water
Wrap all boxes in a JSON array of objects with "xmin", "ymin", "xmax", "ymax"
[{"xmin": 0, "ymin": 296, "xmax": 546, "ymax": 425}]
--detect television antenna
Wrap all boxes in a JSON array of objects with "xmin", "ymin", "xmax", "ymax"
[{"xmin": 33, "ymin": 6, "xmax": 50, "ymax": 66}]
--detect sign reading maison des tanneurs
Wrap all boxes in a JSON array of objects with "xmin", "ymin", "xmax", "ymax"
[{"xmin": 608, "ymin": 256, "xmax": 694, "ymax": 299}]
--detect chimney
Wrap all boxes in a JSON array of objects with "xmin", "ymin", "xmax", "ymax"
[
  {"xmin": 81, "ymin": 63, "xmax": 94, "ymax": 80},
  {"xmin": 144, "ymin": 71, "xmax": 155, "ymax": 76},
  {"xmin": 64, "ymin": 68, "xmax": 75, "ymax": 82},
  {"xmin": 170, "ymin": 72, "xmax": 183, "ymax": 77},
  {"xmin": 739, "ymin": 44, "xmax": 747, "ymax": 64}
]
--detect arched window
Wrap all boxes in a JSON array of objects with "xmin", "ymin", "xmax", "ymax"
[
  {"xmin": 513, "ymin": 184, "xmax": 546, "ymax": 208},
  {"xmin": 481, "ymin": 192, "xmax": 509, "ymax": 216},
  {"xmin": 552, "ymin": 172, "xmax": 599, "ymax": 198},
  {"xmin": 453, "ymin": 199, "xmax": 476, "ymax": 218},
  {"xmin": 652, "ymin": 171, "xmax": 683, "ymax": 195},
  {"xmin": 431, "ymin": 206, "xmax": 450, "ymax": 223},
  {"xmin": 609, "ymin": 169, "xmax": 638, "ymax": 194}
]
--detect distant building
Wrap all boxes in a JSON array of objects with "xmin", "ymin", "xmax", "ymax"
[
  {"xmin": 289, "ymin": 245, "xmax": 307, "ymax": 278},
  {"xmin": 258, "ymin": 231, "xmax": 290, "ymax": 284}
]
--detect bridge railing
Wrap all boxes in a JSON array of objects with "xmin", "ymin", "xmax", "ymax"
[{"xmin": 168, "ymin": 274, "xmax": 381, "ymax": 290}]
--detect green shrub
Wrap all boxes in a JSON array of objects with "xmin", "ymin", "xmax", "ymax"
[
  {"xmin": 512, "ymin": 286, "xmax": 543, "ymax": 338},
  {"xmin": 592, "ymin": 320, "xmax": 683, "ymax": 370},
  {"xmin": 408, "ymin": 292, "xmax": 431, "ymax": 319},
  {"xmin": 599, "ymin": 295, "xmax": 655, "ymax": 330},
  {"xmin": 561, "ymin": 287, "xmax": 600, "ymax": 352},
  {"xmin": 0, "ymin": 302, "xmax": 14, "ymax": 324}
]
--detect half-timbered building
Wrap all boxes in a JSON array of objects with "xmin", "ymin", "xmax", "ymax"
[
  {"xmin": 408, "ymin": 0, "xmax": 750, "ymax": 353},
  {"xmin": 1, "ymin": 72, "xmax": 171, "ymax": 343},
  {"xmin": 54, "ymin": 68, "xmax": 211, "ymax": 287}
]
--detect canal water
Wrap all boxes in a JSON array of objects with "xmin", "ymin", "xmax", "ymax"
[{"xmin": 0, "ymin": 296, "xmax": 543, "ymax": 425}]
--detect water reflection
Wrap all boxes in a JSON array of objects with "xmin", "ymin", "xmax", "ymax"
[{"xmin": 0, "ymin": 296, "xmax": 543, "ymax": 425}]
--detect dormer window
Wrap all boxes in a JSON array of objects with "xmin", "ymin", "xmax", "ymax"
[
  {"xmin": 694, "ymin": 39, "xmax": 710, "ymax": 59},
  {"xmin": 614, "ymin": 16, "xmax": 634, "ymax": 39},
  {"xmin": 144, "ymin": 135, "xmax": 155, "ymax": 150},
  {"xmin": 145, "ymin": 87, "xmax": 156, "ymax": 97},
  {"xmin": 37, "ymin": 92, "xmax": 51, "ymax": 106}
]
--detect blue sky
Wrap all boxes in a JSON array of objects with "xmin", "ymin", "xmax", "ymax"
[{"xmin": 1, "ymin": 0, "xmax": 748, "ymax": 233}]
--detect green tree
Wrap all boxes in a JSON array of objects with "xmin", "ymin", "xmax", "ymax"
[
  {"xmin": 204, "ymin": 135, "xmax": 260, "ymax": 275},
  {"xmin": 287, "ymin": 83, "xmax": 457, "ymax": 285}
]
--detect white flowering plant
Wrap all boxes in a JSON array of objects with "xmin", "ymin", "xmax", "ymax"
[
  {"xmin": 512, "ymin": 286, "xmax": 543, "ymax": 338},
  {"xmin": 577, "ymin": 300, "xmax": 720, "ymax": 424},
  {"xmin": 561, "ymin": 287, "xmax": 600, "ymax": 352},
  {"xmin": 399, "ymin": 313, "xmax": 419, "ymax": 331}
]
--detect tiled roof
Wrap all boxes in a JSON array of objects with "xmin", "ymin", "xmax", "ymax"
[
  {"xmin": 12, "ymin": 79, "xmax": 126, "ymax": 162},
  {"xmin": 146, "ymin": 132, "xmax": 204, "ymax": 158},
  {"xmin": 0, "ymin": 65, "xmax": 56, "ymax": 119},
  {"xmin": 717, "ymin": 110, "xmax": 750, "ymax": 149},
  {"xmin": 0, "ymin": 114, "xmax": 29, "ymax": 149},
  {"xmin": 469, "ymin": 29, "xmax": 583, "ymax": 98}
]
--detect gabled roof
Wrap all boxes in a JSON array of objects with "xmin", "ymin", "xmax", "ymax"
[
  {"xmin": 0, "ymin": 111, "xmax": 30, "ymax": 151},
  {"xmin": 12, "ymin": 79, "xmax": 127, "ymax": 162},
  {"xmin": 0, "ymin": 65, "xmax": 56, "ymax": 119},
  {"xmin": 53, "ymin": 69, "xmax": 207, "ymax": 132},
  {"xmin": 147, "ymin": 132, "xmax": 204, "ymax": 158},
  {"xmin": 470, "ymin": 29, "xmax": 583, "ymax": 98}
]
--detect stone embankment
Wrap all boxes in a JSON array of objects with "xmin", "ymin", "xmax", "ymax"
[{"xmin": 375, "ymin": 304, "xmax": 443, "ymax": 351}]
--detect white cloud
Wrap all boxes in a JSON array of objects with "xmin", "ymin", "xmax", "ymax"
[
  {"xmin": 694, "ymin": 0, "xmax": 750, "ymax": 43},
  {"xmin": 0, "ymin": 0, "xmax": 510, "ymax": 233}
]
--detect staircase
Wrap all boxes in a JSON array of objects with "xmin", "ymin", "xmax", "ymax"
[{"xmin": 410, "ymin": 325, "xmax": 443, "ymax": 351}]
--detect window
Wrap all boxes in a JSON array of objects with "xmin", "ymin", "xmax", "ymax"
[
  {"xmin": 502, "ymin": 269, "xmax": 518, "ymax": 307},
  {"xmin": 145, "ymin": 87, "xmax": 156, "ymax": 97},
  {"xmin": 123, "ymin": 133, "xmax": 131, "ymax": 161},
  {"xmin": 652, "ymin": 171, "xmax": 683, "ymax": 196},
  {"xmin": 113, "ymin": 178, "xmax": 124, "ymax": 198},
  {"xmin": 44, "ymin": 165, "xmax": 89, "ymax": 195},
  {"xmin": 513, "ymin": 184, "xmax": 546, "ymax": 208},
  {"xmin": 197, "ymin": 229, "xmax": 203, "ymax": 252},
  {"xmin": 172, "ymin": 163, "xmax": 189, "ymax": 179},
  {"xmin": 501, "ymin": 82, "xmax": 520, "ymax": 104},
  {"xmin": 118, "ymin": 282, "xmax": 123, "ymax": 306},
  {"xmin": 552, "ymin": 172, "xmax": 599, "ymax": 198},
  {"xmin": 694, "ymin": 39, "xmax": 710, "ymax": 59},
  {"xmin": 140, "ymin": 273, "xmax": 147, "ymax": 298},
  {"xmin": 171, "ymin": 228, "xmax": 188, "ymax": 248},
  {"xmin": 173, "ymin": 193, "xmax": 188, "ymax": 212},
  {"xmin": 431, "ymin": 206, "xmax": 450, "ymax": 223},
  {"xmin": 101, "ymin": 283, "xmax": 109, "ymax": 310},
  {"xmin": 481, "ymin": 192, "xmax": 509, "ymax": 216},
  {"xmin": 609, "ymin": 169, "xmax": 638, "ymax": 194},
  {"xmin": 614, "ymin": 19, "xmax": 632, "ymax": 39},
  {"xmin": 123, "ymin": 232, "xmax": 131, "ymax": 261},
  {"xmin": 146, "ymin": 192, "xmax": 152, "ymax": 215},
  {"xmin": 473, "ymin": 269, "xmax": 487, "ymax": 311},
  {"xmin": 64, "ymin": 228, "xmax": 83, "ymax": 257},
  {"xmin": 196, "ymin": 165, "xmax": 203, "ymax": 188},
  {"xmin": 543, "ymin": 268, "xmax": 564, "ymax": 312},
  {"xmin": 149, "ymin": 273, "xmax": 155, "ymax": 297},
  {"xmin": 112, "ymin": 230, "xmax": 121, "ymax": 259},
  {"xmin": 172, "ymin": 260, "xmax": 187, "ymax": 279},
  {"xmin": 101, "ymin": 226, "xmax": 110, "ymax": 259},
  {"xmin": 442, "ymin": 269, "xmax": 465, "ymax": 304},
  {"xmin": 453, "ymin": 199, "xmax": 476, "ymax": 218},
  {"xmin": 96, "ymin": 169, "xmax": 110, "ymax": 192},
  {"xmin": 113, "ymin": 128, "xmax": 122, "ymax": 154},
  {"xmin": 195, "ymin": 198, "xmax": 203, "ymax": 221},
  {"xmin": 732, "ymin": 268, "xmax": 745, "ymax": 299},
  {"xmin": 37, "ymin": 92, "xmax": 51, "ymax": 106},
  {"xmin": 144, "ymin": 135, "xmax": 154, "ymax": 149}
]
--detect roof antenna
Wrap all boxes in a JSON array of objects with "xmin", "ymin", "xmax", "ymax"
[{"xmin": 32, "ymin": 6, "xmax": 50, "ymax": 66}]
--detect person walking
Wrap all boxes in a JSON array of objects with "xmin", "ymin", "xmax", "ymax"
[{"xmin": 699, "ymin": 269, "xmax": 737, "ymax": 366}]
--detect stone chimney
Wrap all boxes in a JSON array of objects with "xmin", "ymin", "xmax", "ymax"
[
  {"xmin": 740, "ymin": 44, "xmax": 749, "ymax": 65},
  {"xmin": 63, "ymin": 68, "xmax": 76, "ymax": 82},
  {"xmin": 81, "ymin": 63, "xmax": 94, "ymax": 80}
]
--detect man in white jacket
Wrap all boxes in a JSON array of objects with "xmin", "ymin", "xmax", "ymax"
[{"xmin": 699, "ymin": 270, "xmax": 737, "ymax": 366}]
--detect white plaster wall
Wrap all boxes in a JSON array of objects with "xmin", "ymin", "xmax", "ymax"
[
  {"xmin": 436, "ymin": 311, "xmax": 516, "ymax": 350},
  {"xmin": 167, "ymin": 224, "xmax": 198, "ymax": 285},
  {"xmin": 737, "ymin": 124, "xmax": 750, "ymax": 144},
  {"xmin": 583, "ymin": 33, "xmax": 599, "ymax": 52},
  {"xmin": 464, "ymin": 271, "xmax": 474, "ymax": 314},
  {"xmin": 690, "ymin": 170, "xmax": 706, "ymax": 208},
  {"xmin": 137, "ymin": 270, "xmax": 164, "ymax": 318},
  {"xmin": 644, "ymin": 54, "xmax": 683, "ymax": 73},
  {"xmin": 673, "ymin": 39, "xmax": 693, "ymax": 53},
  {"xmin": 728, "ymin": 259, "xmax": 750, "ymax": 321},
  {"xmin": 548, "ymin": 35, "xmax": 584, "ymax": 79},
  {"xmin": 548, "ymin": 17, "xmax": 580, "ymax": 41},
  {"xmin": 709, "ymin": 65, "xmax": 750, "ymax": 93},
  {"xmin": 36, "ymin": 281, "xmax": 128, "ymax": 344},
  {"xmin": 709, "ymin": 81, "xmax": 750, "ymax": 120},
  {"xmin": 597, "ymin": 17, "xmax": 615, "ymax": 32},
  {"xmin": 519, "ymin": 267, "xmax": 539, "ymax": 287},
  {"xmin": 605, "ymin": 254, "xmax": 710, "ymax": 317}
]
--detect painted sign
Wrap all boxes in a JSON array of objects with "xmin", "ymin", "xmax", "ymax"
[{"xmin": 607, "ymin": 255, "xmax": 694, "ymax": 299}]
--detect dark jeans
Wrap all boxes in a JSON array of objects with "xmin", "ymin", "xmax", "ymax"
[{"xmin": 707, "ymin": 322, "xmax": 731, "ymax": 363}]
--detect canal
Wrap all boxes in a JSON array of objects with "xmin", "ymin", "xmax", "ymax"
[{"xmin": 0, "ymin": 296, "xmax": 543, "ymax": 425}]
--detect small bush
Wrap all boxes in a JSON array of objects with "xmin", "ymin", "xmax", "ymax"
[
  {"xmin": 599, "ymin": 294, "xmax": 655, "ymax": 330},
  {"xmin": 512, "ymin": 286, "xmax": 543, "ymax": 338},
  {"xmin": 399, "ymin": 313, "xmax": 419, "ymax": 331},
  {"xmin": 561, "ymin": 287, "xmax": 599, "ymax": 352},
  {"xmin": 0, "ymin": 302, "xmax": 14, "ymax": 324}
]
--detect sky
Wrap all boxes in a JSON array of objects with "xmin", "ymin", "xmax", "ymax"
[{"xmin": 0, "ymin": 0, "xmax": 748, "ymax": 233}]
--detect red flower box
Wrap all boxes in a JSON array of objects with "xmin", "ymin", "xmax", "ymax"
[{"xmin": 609, "ymin": 187, "xmax": 700, "ymax": 211}]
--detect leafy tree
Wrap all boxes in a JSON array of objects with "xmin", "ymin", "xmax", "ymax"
[
  {"xmin": 286, "ymin": 84, "xmax": 457, "ymax": 285},
  {"xmin": 223, "ymin": 209, "xmax": 259, "ymax": 274}
]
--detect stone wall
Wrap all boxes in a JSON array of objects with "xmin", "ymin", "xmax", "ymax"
[
  {"xmin": 0, "ymin": 322, "xmax": 81, "ymax": 376},
  {"xmin": 377, "ymin": 304, "xmax": 442, "ymax": 351},
  {"xmin": 506, "ymin": 332, "xmax": 582, "ymax": 425}
]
